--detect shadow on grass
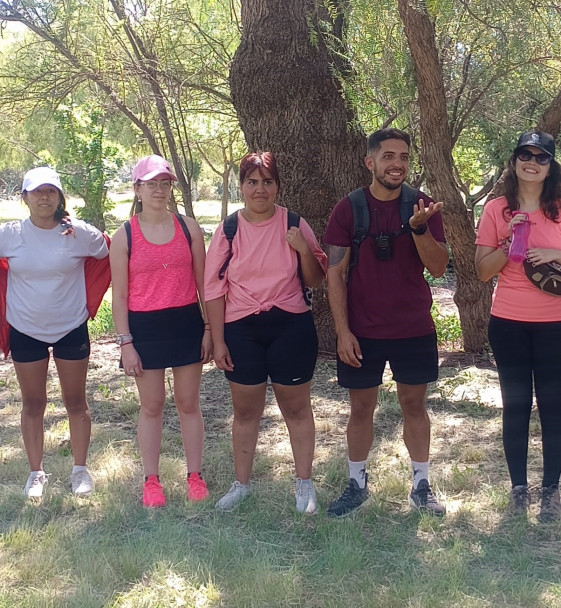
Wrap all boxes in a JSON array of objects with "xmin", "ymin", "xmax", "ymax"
[{"xmin": 2, "ymin": 352, "xmax": 560, "ymax": 607}]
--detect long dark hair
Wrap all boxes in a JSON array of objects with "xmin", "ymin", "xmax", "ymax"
[{"xmin": 503, "ymin": 153, "xmax": 561, "ymax": 221}]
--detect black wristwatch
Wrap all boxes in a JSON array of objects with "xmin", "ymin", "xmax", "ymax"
[{"xmin": 409, "ymin": 223, "xmax": 428, "ymax": 236}]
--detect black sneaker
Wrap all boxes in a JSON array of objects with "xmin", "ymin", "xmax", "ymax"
[
  {"xmin": 539, "ymin": 485, "xmax": 560, "ymax": 523},
  {"xmin": 409, "ymin": 479, "xmax": 446, "ymax": 516},
  {"xmin": 508, "ymin": 484, "xmax": 531, "ymax": 514},
  {"xmin": 327, "ymin": 475, "xmax": 369, "ymax": 518}
]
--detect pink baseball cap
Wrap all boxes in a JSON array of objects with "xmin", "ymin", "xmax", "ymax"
[{"xmin": 132, "ymin": 155, "xmax": 177, "ymax": 183}]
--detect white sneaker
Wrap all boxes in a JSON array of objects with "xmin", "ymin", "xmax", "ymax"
[
  {"xmin": 23, "ymin": 471, "xmax": 49, "ymax": 499},
  {"xmin": 215, "ymin": 480, "xmax": 250, "ymax": 511},
  {"xmin": 296, "ymin": 478, "xmax": 318, "ymax": 515},
  {"xmin": 71, "ymin": 468, "xmax": 94, "ymax": 496}
]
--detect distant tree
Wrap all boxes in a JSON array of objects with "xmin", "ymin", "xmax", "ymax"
[{"xmin": 0, "ymin": 0, "xmax": 240, "ymax": 216}]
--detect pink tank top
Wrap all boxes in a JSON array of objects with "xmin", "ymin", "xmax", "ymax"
[{"xmin": 128, "ymin": 214, "xmax": 198, "ymax": 312}]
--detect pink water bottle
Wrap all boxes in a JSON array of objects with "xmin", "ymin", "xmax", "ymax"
[{"xmin": 508, "ymin": 212, "xmax": 530, "ymax": 263}]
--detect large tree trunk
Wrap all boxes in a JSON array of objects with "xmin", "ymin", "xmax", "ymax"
[
  {"xmin": 230, "ymin": 0, "xmax": 369, "ymax": 353},
  {"xmin": 397, "ymin": 0, "xmax": 493, "ymax": 353}
]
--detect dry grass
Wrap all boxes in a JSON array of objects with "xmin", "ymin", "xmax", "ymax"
[{"xmin": 2, "ymin": 330, "xmax": 561, "ymax": 607}]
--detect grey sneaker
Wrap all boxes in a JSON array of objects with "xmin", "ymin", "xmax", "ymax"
[
  {"xmin": 23, "ymin": 471, "xmax": 49, "ymax": 499},
  {"xmin": 295, "ymin": 479, "xmax": 318, "ymax": 515},
  {"xmin": 409, "ymin": 479, "xmax": 446, "ymax": 516},
  {"xmin": 509, "ymin": 484, "xmax": 531, "ymax": 514},
  {"xmin": 215, "ymin": 480, "xmax": 250, "ymax": 511},
  {"xmin": 539, "ymin": 485, "xmax": 560, "ymax": 523},
  {"xmin": 327, "ymin": 475, "xmax": 370, "ymax": 518},
  {"xmin": 71, "ymin": 469, "xmax": 94, "ymax": 497}
]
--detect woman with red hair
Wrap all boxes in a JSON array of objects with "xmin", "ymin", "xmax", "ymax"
[{"xmin": 205, "ymin": 151, "xmax": 327, "ymax": 514}]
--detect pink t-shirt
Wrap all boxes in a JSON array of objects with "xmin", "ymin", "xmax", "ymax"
[
  {"xmin": 476, "ymin": 196, "xmax": 561, "ymax": 322},
  {"xmin": 128, "ymin": 214, "xmax": 198, "ymax": 312},
  {"xmin": 204, "ymin": 205, "xmax": 327, "ymax": 323}
]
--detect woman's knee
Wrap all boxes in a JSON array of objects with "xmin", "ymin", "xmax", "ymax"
[
  {"xmin": 64, "ymin": 397, "xmax": 90, "ymax": 417},
  {"xmin": 140, "ymin": 400, "xmax": 165, "ymax": 418},
  {"xmin": 174, "ymin": 396, "xmax": 202, "ymax": 416},
  {"xmin": 21, "ymin": 398, "xmax": 47, "ymax": 417}
]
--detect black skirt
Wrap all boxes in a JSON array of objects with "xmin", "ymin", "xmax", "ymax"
[{"xmin": 126, "ymin": 303, "xmax": 204, "ymax": 369}]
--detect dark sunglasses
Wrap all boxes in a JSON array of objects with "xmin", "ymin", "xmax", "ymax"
[{"xmin": 516, "ymin": 150, "xmax": 552, "ymax": 165}]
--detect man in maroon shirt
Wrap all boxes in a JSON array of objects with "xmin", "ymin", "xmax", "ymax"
[{"xmin": 324, "ymin": 128, "xmax": 449, "ymax": 517}]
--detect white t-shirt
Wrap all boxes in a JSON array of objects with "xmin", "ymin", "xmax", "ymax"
[{"xmin": 0, "ymin": 218, "xmax": 108, "ymax": 342}]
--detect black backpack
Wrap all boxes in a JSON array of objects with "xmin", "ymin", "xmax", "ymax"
[
  {"xmin": 217, "ymin": 209, "xmax": 312, "ymax": 308},
  {"xmin": 348, "ymin": 183, "xmax": 419, "ymax": 273},
  {"xmin": 124, "ymin": 213, "xmax": 191, "ymax": 259}
]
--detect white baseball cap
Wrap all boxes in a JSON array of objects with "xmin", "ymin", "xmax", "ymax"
[{"xmin": 22, "ymin": 167, "xmax": 63, "ymax": 193}]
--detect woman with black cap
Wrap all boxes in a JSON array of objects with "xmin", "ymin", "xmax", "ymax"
[
  {"xmin": 0, "ymin": 167, "xmax": 109, "ymax": 498},
  {"xmin": 475, "ymin": 131, "xmax": 561, "ymax": 522}
]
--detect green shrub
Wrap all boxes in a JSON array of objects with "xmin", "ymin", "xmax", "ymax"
[
  {"xmin": 432, "ymin": 303, "xmax": 463, "ymax": 347},
  {"xmin": 88, "ymin": 299, "xmax": 114, "ymax": 339}
]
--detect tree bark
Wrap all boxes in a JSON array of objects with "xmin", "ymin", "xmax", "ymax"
[
  {"xmin": 397, "ymin": 0, "xmax": 493, "ymax": 353},
  {"xmin": 230, "ymin": 0, "xmax": 370, "ymax": 353}
]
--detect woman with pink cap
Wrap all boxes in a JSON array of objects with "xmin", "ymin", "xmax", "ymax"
[
  {"xmin": 110, "ymin": 155, "xmax": 212, "ymax": 507},
  {"xmin": 0, "ymin": 167, "xmax": 109, "ymax": 499}
]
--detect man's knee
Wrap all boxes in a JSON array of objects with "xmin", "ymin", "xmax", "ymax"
[{"xmin": 349, "ymin": 389, "xmax": 378, "ymax": 421}]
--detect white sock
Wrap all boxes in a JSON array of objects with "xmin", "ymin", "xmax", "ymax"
[
  {"xmin": 298, "ymin": 478, "xmax": 312, "ymax": 486},
  {"xmin": 412, "ymin": 461, "xmax": 429, "ymax": 489},
  {"xmin": 72, "ymin": 465, "xmax": 87, "ymax": 474},
  {"xmin": 349, "ymin": 460, "xmax": 367, "ymax": 489}
]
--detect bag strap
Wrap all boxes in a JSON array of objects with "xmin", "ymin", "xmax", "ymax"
[
  {"xmin": 218, "ymin": 210, "xmax": 239, "ymax": 279},
  {"xmin": 125, "ymin": 213, "xmax": 191, "ymax": 260},
  {"xmin": 287, "ymin": 210, "xmax": 313, "ymax": 308},
  {"xmin": 124, "ymin": 220, "xmax": 132, "ymax": 259},
  {"xmin": 399, "ymin": 183, "xmax": 419, "ymax": 232},
  {"xmin": 349, "ymin": 188, "xmax": 370, "ymax": 274}
]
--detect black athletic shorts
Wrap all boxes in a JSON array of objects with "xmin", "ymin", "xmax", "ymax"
[
  {"xmin": 337, "ymin": 332, "xmax": 438, "ymax": 389},
  {"xmin": 224, "ymin": 307, "xmax": 318, "ymax": 386},
  {"xmin": 10, "ymin": 321, "xmax": 90, "ymax": 363},
  {"xmin": 126, "ymin": 303, "xmax": 204, "ymax": 370}
]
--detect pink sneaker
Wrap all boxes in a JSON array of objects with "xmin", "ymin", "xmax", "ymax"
[
  {"xmin": 143, "ymin": 475, "xmax": 166, "ymax": 507},
  {"xmin": 187, "ymin": 472, "xmax": 209, "ymax": 501}
]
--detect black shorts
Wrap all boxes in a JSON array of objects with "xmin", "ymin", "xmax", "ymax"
[
  {"xmin": 224, "ymin": 307, "xmax": 318, "ymax": 386},
  {"xmin": 10, "ymin": 321, "xmax": 90, "ymax": 363},
  {"xmin": 127, "ymin": 303, "xmax": 204, "ymax": 370},
  {"xmin": 337, "ymin": 332, "xmax": 438, "ymax": 389}
]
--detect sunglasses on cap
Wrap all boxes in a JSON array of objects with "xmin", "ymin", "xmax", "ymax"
[{"xmin": 515, "ymin": 150, "xmax": 552, "ymax": 165}]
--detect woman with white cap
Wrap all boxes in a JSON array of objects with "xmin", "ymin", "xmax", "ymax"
[
  {"xmin": 110, "ymin": 155, "xmax": 212, "ymax": 508},
  {"xmin": 0, "ymin": 167, "xmax": 109, "ymax": 498}
]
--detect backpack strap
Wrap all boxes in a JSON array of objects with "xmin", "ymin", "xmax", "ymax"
[
  {"xmin": 287, "ymin": 210, "xmax": 313, "ymax": 308},
  {"xmin": 125, "ymin": 213, "xmax": 191, "ymax": 260},
  {"xmin": 175, "ymin": 213, "xmax": 192, "ymax": 247},
  {"xmin": 124, "ymin": 220, "xmax": 132, "ymax": 260},
  {"xmin": 399, "ymin": 183, "xmax": 419, "ymax": 233},
  {"xmin": 218, "ymin": 210, "xmax": 239, "ymax": 280},
  {"xmin": 349, "ymin": 188, "xmax": 370, "ymax": 273}
]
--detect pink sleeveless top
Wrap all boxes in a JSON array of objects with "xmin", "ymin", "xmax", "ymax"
[{"xmin": 128, "ymin": 214, "xmax": 198, "ymax": 312}]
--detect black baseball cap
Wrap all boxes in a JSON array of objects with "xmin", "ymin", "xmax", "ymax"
[{"xmin": 515, "ymin": 130, "xmax": 555, "ymax": 157}]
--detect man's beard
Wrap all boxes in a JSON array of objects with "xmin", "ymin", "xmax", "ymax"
[{"xmin": 375, "ymin": 173, "xmax": 404, "ymax": 190}]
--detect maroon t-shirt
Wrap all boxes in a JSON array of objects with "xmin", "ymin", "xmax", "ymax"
[{"xmin": 323, "ymin": 187, "xmax": 446, "ymax": 340}]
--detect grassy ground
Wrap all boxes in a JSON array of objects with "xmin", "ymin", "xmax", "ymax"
[{"xmin": 1, "ymin": 199, "xmax": 560, "ymax": 607}]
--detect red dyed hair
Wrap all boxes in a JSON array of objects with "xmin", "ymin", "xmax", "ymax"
[{"xmin": 239, "ymin": 151, "xmax": 280, "ymax": 189}]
